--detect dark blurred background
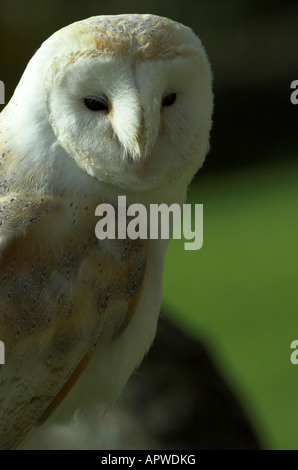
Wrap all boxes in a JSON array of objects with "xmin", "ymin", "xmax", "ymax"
[{"xmin": 1, "ymin": 0, "xmax": 297, "ymax": 450}]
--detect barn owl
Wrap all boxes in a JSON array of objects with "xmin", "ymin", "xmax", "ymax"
[{"xmin": 0, "ymin": 14, "xmax": 213, "ymax": 449}]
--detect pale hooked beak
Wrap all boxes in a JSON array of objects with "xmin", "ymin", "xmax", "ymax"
[
  {"xmin": 128, "ymin": 141, "xmax": 148, "ymax": 177},
  {"xmin": 131, "ymin": 116, "xmax": 149, "ymax": 176}
]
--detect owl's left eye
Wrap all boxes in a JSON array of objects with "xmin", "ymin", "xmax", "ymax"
[
  {"xmin": 162, "ymin": 93, "xmax": 177, "ymax": 107},
  {"xmin": 83, "ymin": 97, "xmax": 109, "ymax": 112}
]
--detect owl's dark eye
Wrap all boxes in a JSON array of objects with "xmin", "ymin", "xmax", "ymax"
[
  {"xmin": 83, "ymin": 97, "xmax": 109, "ymax": 112},
  {"xmin": 162, "ymin": 93, "xmax": 176, "ymax": 107}
]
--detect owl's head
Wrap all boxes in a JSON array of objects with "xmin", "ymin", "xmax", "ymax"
[{"xmin": 8, "ymin": 14, "xmax": 213, "ymax": 196}]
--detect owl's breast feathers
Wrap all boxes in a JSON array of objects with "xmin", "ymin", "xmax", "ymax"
[{"xmin": 0, "ymin": 152, "xmax": 148, "ymax": 449}]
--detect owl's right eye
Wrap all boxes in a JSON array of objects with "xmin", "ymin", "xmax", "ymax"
[{"xmin": 83, "ymin": 97, "xmax": 109, "ymax": 112}]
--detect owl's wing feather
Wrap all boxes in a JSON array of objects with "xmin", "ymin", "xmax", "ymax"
[{"xmin": 0, "ymin": 185, "xmax": 147, "ymax": 449}]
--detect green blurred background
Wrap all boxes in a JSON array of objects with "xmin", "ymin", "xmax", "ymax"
[{"xmin": 0, "ymin": 0, "xmax": 297, "ymax": 450}]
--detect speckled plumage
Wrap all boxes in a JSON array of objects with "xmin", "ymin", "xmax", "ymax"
[
  {"xmin": 0, "ymin": 149, "xmax": 148, "ymax": 449},
  {"xmin": 0, "ymin": 14, "xmax": 213, "ymax": 449}
]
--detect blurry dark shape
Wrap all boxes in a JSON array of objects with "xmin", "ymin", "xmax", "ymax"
[
  {"xmin": 119, "ymin": 315, "xmax": 262, "ymax": 450},
  {"xmin": 28, "ymin": 315, "xmax": 262, "ymax": 450}
]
